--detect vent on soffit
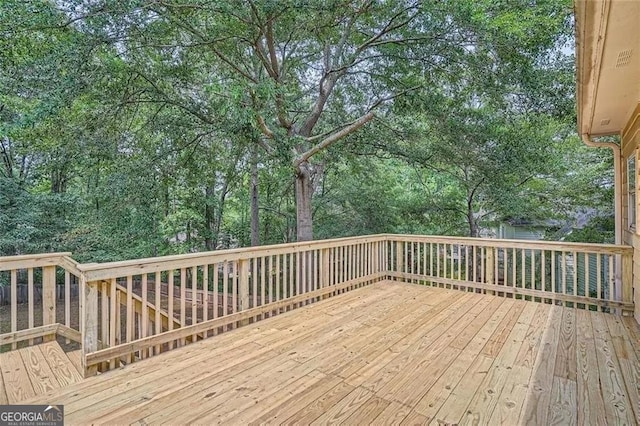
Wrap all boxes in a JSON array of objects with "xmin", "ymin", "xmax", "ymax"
[{"xmin": 616, "ymin": 49, "xmax": 633, "ymax": 68}]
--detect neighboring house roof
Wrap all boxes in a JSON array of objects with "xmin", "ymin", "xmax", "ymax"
[{"xmin": 575, "ymin": 0, "xmax": 640, "ymax": 137}]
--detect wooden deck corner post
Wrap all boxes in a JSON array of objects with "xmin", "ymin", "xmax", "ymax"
[
  {"xmin": 239, "ymin": 259, "xmax": 250, "ymax": 326},
  {"xmin": 42, "ymin": 265, "xmax": 57, "ymax": 341},
  {"xmin": 321, "ymin": 248, "xmax": 330, "ymax": 299},
  {"xmin": 486, "ymin": 247, "xmax": 495, "ymax": 295},
  {"xmin": 81, "ymin": 276, "xmax": 99, "ymax": 377}
]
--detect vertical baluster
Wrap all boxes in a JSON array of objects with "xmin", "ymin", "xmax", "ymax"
[
  {"xmin": 463, "ymin": 245, "xmax": 468, "ymax": 282},
  {"xmin": 596, "ymin": 254, "xmax": 602, "ymax": 302},
  {"xmin": 480, "ymin": 247, "xmax": 485, "ymax": 287},
  {"xmin": 180, "ymin": 269, "xmax": 186, "ymax": 345},
  {"xmin": 450, "ymin": 244, "xmax": 454, "ymax": 280},
  {"xmin": 541, "ymin": 251, "xmax": 546, "ymax": 296},
  {"xmin": 232, "ymin": 261, "xmax": 238, "ymax": 321},
  {"xmin": 562, "ymin": 252, "xmax": 567, "ymax": 305},
  {"xmin": 213, "ymin": 263, "xmax": 219, "ymax": 334},
  {"xmin": 472, "ymin": 246, "xmax": 477, "ymax": 283},
  {"xmin": 276, "ymin": 254, "xmax": 281, "ymax": 307},
  {"xmin": 155, "ymin": 271, "xmax": 161, "ymax": 349},
  {"xmin": 444, "ymin": 243, "xmax": 448, "ymax": 280},
  {"xmin": 502, "ymin": 247, "xmax": 509, "ymax": 294},
  {"xmin": 429, "ymin": 243, "xmax": 433, "ymax": 276},
  {"xmin": 261, "ymin": 256, "xmax": 266, "ymax": 314},
  {"xmin": 512, "ymin": 248, "xmax": 517, "ymax": 289},
  {"xmin": 531, "ymin": 250, "xmax": 536, "ymax": 297},
  {"xmin": 521, "ymin": 249, "xmax": 526, "ymax": 291},
  {"xmin": 223, "ymin": 262, "xmax": 229, "ymax": 325},
  {"xmin": 551, "ymin": 251, "xmax": 556, "ymax": 296},
  {"xmin": 608, "ymin": 255, "xmax": 614, "ymax": 303},
  {"xmin": 141, "ymin": 274, "xmax": 149, "ymax": 355},
  {"xmin": 584, "ymin": 254, "xmax": 590, "ymax": 299},
  {"xmin": 101, "ymin": 281, "xmax": 109, "ymax": 364},
  {"xmin": 65, "ymin": 270, "xmax": 71, "ymax": 344},
  {"xmin": 167, "ymin": 271, "xmax": 173, "ymax": 350},
  {"xmin": 28, "ymin": 268, "xmax": 34, "ymax": 344},
  {"xmin": 109, "ymin": 278, "xmax": 117, "ymax": 369},
  {"xmin": 289, "ymin": 253, "xmax": 297, "ymax": 302},
  {"xmin": 203, "ymin": 265, "xmax": 208, "ymax": 332},
  {"xmin": 191, "ymin": 266, "xmax": 198, "ymax": 338},
  {"xmin": 253, "ymin": 257, "xmax": 258, "ymax": 310},
  {"xmin": 238, "ymin": 259, "xmax": 250, "ymax": 326},
  {"xmin": 437, "ymin": 244, "xmax": 441, "ymax": 281},
  {"xmin": 329, "ymin": 248, "xmax": 334, "ymax": 290},
  {"xmin": 10, "ymin": 270, "xmax": 17, "ymax": 350},
  {"xmin": 298, "ymin": 251, "xmax": 309, "ymax": 305},
  {"xmin": 573, "ymin": 251, "xmax": 578, "ymax": 299}
]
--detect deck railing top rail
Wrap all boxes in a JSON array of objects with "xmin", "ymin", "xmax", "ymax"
[
  {"xmin": 383, "ymin": 234, "xmax": 632, "ymax": 254},
  {"xmin": 0, "ymin": 252, "xmax": 73, "ymax": 272},
  {"xmin": 77, "ymin": 235, "xmax": 386, "ymax": 281}
]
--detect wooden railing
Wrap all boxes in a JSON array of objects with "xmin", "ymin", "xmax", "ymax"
[
  {"xmin": 0, "ymin": 234, "xmax": 634, "ymax": 378},
  {"xmin": 78, "ymin": 236, "xmax": 385, "ymax": 375},
  {"xmin": 0, "ymin": 253, "xmax": 83, "ymax": 351},
  {"xmin": 386, "ymin": 235, "xmax": 633, "ymax": 312}
]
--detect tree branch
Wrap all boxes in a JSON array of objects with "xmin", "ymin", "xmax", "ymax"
[{"xmin": 294, "ymin": 111, "xmax": 375, "ymax": 166}]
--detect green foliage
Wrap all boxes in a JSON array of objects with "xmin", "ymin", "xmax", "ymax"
[{"xmin": 0, "ymin": 0, "xmax": 614, "ymax": 259}]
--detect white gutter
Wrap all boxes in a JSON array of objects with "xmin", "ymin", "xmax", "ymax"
[{"xmin": 580, "ymin": 133, "xmax": 622, "ymax": 245}]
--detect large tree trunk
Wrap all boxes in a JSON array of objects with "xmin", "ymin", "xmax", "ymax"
[
  {"xmin": 250, "ymin": 147, "xmax": 260, "ymax": 246},
  {"xmin": 295, "ymin": 161, "xmax": 314, "ymax": 242}
]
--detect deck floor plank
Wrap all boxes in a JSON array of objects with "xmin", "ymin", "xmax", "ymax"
[
  {"xmin": 455, "ymin": 301, "xmax": 538, "ymax": 425},
  {"xmin": 13, "ymin": 281, "xmax": 640, "ymax": 425},
  {"xmin": 428, "ymin": 354, "xmax": 495, "ymax": 425},
  {"xmin": 515, "ymin": 302, "xmax": 552, "ymax": 368},
  {"xmin": 248, "ymin": 376, "xmax": 344, "ymax": 425},
  {"xmin": 591, "ymin": 311, "xmax": 636, "ymax": 424},
  {"xmin": 575, "ymin": 308, "xmax": 607, "ymax": 425},
  {"xmin": 0, "ymin": 368, "xmax": 8, "ymax": 405},
  {"xmin": 519, "ymin": 305, "xmax": 562, "ymax": 425},
  {"xmin": 65, "ymin": 350, "xmax": 83, "ymax": 376},
  {"xmin": 396, "ymin": 299, "xmax": 513, "ymax": 413},
  {"xmin": 39, "ymin": 341, "xmax": 83, "ymax": 387},
  {"xmin": 605, "ymin": 313, "xmax": 640, "ymax": 423},
  {"xmin": 481, "ymin": 300, "xmax": 527, "ymax": 357},
  {"xmin": 329, "ymin": 291, "xmax": 461, "ymax": 379},
  {"xmin": 370, "ymin": 401, "xmax": 412, "ymax": 425},
  {"xmin": 554, "ymin": 307, "xmax": 577, "ymax": 381},
  {"xmin": 0, "ymin": 349, "xmax": 35, "ymax": 403},
  {"xmin": 20, "ymin": 345, "xmax": 62, "ymax": 395},
  {"xmin": 547, "ymin": 376, "xmax": 577, "ymax": 426}
]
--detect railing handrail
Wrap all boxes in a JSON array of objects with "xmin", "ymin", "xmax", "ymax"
[
  {"xmin": 382, "ymin": 234, "xmax": 633, "ymax": 254},
  {"xmin": 0, "ymin": 252, "xmax": 73, "ymax": 272},
  {"xmin": 76, "ymin": 234, "xmax": 386, "ymax": 281},
  {"xmin": 0, "ymin": 236, "xmax": 631, "ymax": 278}
]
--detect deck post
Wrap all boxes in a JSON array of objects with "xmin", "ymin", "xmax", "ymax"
[
  {"xmin": 42, "ymin": 265, "xmax": 57, "ymax": 342},
  {"xmin": 81, "ymin": 276, "xmax": 99, "ymax": 377},
  {"xmin": 239, "ymin": 259, "xmax": 250, "ymax": 326},
  {"xmin": 486, "ymin": 247, "xmax": 495, "ymax": 295}
]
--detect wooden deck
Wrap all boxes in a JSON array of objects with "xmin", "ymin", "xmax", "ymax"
[
  {"xmin": 22, "ymin": 281, "xmax": 640, "ymax": 425},
  {"xmin": 0, "ymin": 341, "xmax": 83, "ymax": 404}
]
